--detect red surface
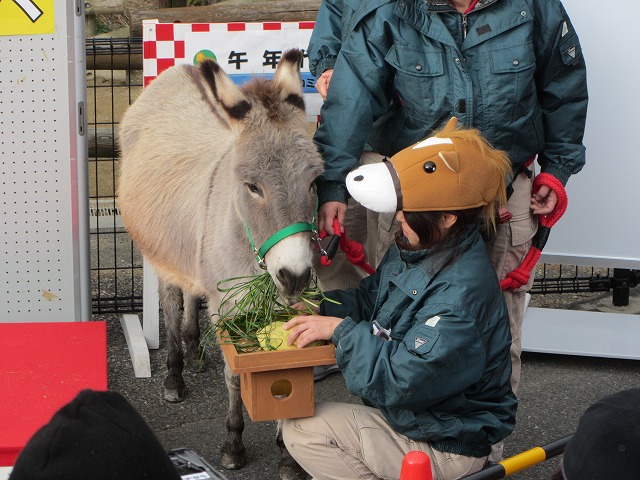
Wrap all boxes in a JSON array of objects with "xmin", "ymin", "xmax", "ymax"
[{"xmin": 0, "ymin": 322, "xmax": 107, "ymax": 466}]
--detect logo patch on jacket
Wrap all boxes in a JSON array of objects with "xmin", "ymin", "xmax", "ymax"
[
  {"xmin": 414, "ymin": 336, "xmax": 428, "ymax": 349},
  {"xmin": 425, "ymin": 315, "xmax": 440, "ymax": 327}
]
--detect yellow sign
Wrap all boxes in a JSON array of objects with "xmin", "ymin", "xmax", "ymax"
[{"xmin": 0, "ymin": 0, "xmax": 55, "ymax": 36}]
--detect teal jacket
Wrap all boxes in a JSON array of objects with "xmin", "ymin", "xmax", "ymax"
[
  {"xmin": 322, "ymin": 227, "xmax": 517, "ymax": 457},
  {"xmin": 310, "ymin": 0, "xmax": 588, "ymax": 205}
]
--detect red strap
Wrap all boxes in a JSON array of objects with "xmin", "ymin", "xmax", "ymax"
[
  {"xmin": 319, "ymin": 218, "xmax": 375, "ymax": 275},
  {"xmin": 464, "ymin": 0, "xmax": 480, "ymax": 14},
  {"xmin": 500, "ymin": 173, "xmax": 568, "ymax": 290}
]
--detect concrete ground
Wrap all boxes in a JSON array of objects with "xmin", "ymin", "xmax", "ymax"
[{"xmin": 101, "ymin": 286, "xmax": 640, "ymax": 480}]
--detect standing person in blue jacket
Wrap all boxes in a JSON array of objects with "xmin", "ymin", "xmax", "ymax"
[
  {"xmin": 282, "ymin": 119, "xmax": 517, "ymax": 479},
  {"xmin": 308, "ymin": 0, "xmax": 588, "ymax": 415}
]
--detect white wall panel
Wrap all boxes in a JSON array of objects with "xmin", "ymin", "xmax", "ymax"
[{"xmin": 1, "ymin": 1, "xmax": 90, "ymax": 322}]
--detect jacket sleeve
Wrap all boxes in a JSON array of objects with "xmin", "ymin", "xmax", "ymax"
[
  {"xmin": 313, "ymin": 8, "xmax": 396, "ymax": 204},
  {"xmin": 322, "ymin": 264, "xmax": 382, "ymax": 323},
  {"xmin": 308, "ymin": 0, "xmax": 345, "ymax": 78},
  {"xmin": 534, "ymin": 2, "xmax": 588, "ymax": 185},
  {"xmin": 333, "ymin": 305, "xmax": 490, "ymax": 410},
  {"xmin": 308, "ymin": 0, "xmax": 394, "ymax": 78}
]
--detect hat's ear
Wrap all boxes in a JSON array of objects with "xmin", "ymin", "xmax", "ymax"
[
  {"xmin": 438, "ymin": 150, "xmax": 459, "ymax": 173},
  {"xmin": 441, "ymin": 117, "xmax": 458, "ymax": 132}
]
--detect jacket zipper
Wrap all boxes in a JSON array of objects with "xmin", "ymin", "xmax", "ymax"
[{"xmin": 462, "ymin": 14, "xmax": 468, "ymax": 38}]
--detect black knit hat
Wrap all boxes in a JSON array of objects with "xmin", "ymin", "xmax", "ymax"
[
  {"xmin": 562, "ymin": 388, "xmax": 640, "ymax": 480},
  {"xmin": 9, "ymin": 389, "xmax": 181, "ymax": 480}
]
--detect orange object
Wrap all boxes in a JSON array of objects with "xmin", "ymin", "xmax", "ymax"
[
  {"xmin": 0, "ymin": 322, "xmax": 107, "ymax": 466},
  {"xmin": 400, "ymin": 451, "xmax": 433, "ymax": 480},
  {"xmin": 218, "ymin": 331, "xmax": 336, "ymax": 421}
]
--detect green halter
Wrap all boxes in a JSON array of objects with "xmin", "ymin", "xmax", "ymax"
[{"xmin": 244, "ymin": 221, "xmax": 316, "ymax": 269}]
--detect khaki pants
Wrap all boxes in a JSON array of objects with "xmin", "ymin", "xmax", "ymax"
[
  {"xmin": 487, "ymin": 165, "xmax": 537, "ymax": 396},
  {"xmin": 487, "ymin": 165, "xmax": 537, "ymax": 462},
  {"xmin": 282, "ymin": 402, "xmax": 487, "ymax": 480}
]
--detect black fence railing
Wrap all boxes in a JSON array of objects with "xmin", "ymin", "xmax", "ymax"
[
  {"xmin": 87, "ymin": 37, "xmax": 144, "ymax": 314},
  {"xmin": 85, "ymin": 37, "xmax": 638, "ymax": 314}
]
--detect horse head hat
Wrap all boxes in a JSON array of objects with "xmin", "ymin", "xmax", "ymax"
[{"xmin": 346, "ymin": 117, "xmax": 512, "ymax": 217}]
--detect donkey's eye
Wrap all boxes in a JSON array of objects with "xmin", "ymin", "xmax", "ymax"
[{"xmin": 245, "ymin": 183, "xmax": 262, "ymax": 196}]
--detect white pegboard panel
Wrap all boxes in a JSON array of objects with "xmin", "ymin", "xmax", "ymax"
[{"xmin": 1, "ymin": 2, "xmax": 90, "ymax": 322}]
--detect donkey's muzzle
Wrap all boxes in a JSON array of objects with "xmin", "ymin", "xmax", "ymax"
[{"xmin": 277, "ymin": 266, "xmax": 312, "ymax": 298}]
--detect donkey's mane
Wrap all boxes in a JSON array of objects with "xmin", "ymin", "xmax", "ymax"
[{"xmin": 242, "ymin": 77, "xmax": 305, "ymax": 122}]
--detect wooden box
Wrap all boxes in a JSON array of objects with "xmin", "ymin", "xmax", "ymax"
[{"xmin": 218, "ymin": 332, "xmax": 336, "ymax": 421}]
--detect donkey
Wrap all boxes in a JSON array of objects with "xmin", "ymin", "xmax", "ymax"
[{"xmin": 117, "ymin": 49, "xmax": 322, "ymax": 479}]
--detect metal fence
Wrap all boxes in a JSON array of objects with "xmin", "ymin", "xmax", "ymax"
[
  {"xmin": 87, "ymin": 37, "xmax": 144, "ymax": 314},
  {"xmin": 85, "ymin": 37, "xmax": 638, "ymax": 315}
]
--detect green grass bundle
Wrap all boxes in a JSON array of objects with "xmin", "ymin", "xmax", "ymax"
[{"xmin": 204, "ymin": 272, "xmax": 337, "ymax": 353}]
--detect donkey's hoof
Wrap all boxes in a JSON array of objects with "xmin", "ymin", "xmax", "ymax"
[
  {"xmin": 163, "ymin": 374, "xmax": 185, "ymax": 402},
  {"xmin": 278, "ymin": 458, "xmax": 311, "ymax": 480},
  {"xmin": 220, "ymin": 451, "xmax": 246, "ymax": 470},
  {"xmin": 220, "ymin": 454, "xmax": 247, "ymax": 470},
  {"xmin": 186, "ymin": 356, "xmax": 206, "ymax": 373},
  {"xmin": 163, "ymin": 387, "xmax": 183, "ymax": 403}
]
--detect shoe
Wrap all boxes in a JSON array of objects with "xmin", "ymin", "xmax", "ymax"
[
  {"xmin": 489, "ymin": 442, "xmax": 504, "ymax": 463},
  {"xmin": 313, "ymin": 364, "xmax": 341, "ymax": 381}
]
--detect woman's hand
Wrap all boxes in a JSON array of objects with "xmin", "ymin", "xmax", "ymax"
[
  {"xmin": 315, "ymin": 69, "xmax": 334, "ymax": 100},
  {"xmin": 319, "ymin": 201, "xmax": 347, "ymax": 235},
  {"xmin": 283, "ymin": 315, "xmax": 342, "ymax": 348},
  {"xmin": 289, "ymin": 301, "xmax": 320, "ymax": 315},
  {"xmin": 530, "ymin": 184, "xmax": 558, "ymax": 215}
]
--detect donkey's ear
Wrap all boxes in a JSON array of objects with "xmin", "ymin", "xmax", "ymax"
[
  {"xmin": 199, "ymin": 59, "xmax": 252, "ymax": 122},
  {"xmin": 274, "ymin": 49, "xmax": 306, "ymax": 111}
]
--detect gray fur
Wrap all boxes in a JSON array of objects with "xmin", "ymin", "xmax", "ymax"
[{"xmin": 118, "ymin": 49, "xmax": 321, "ymax": 479}]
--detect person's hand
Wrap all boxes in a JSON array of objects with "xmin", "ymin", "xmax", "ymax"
[
  {"xmin": 530, "ymin": 184, "xmax": 558, "ymax": 215},
  {"xmin": 315, "ymin": 69, "xmax": 334, "ymax": 100},
  {"xmin": 283, "ymin": 315, "xmax": 342, "ymax": 348},
  {"xmin": 289, "ymin": 301, "xmax": 320, "ymax": 315},
  {"xmin": 319, "ymin": 201, "xmax": 347, "ymax": 235}
]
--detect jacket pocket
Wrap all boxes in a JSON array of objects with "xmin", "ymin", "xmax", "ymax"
[
  {"xmin": 405, "ymin": 324, "xmax": 440, "ymax": 355},
  {"xmin": 489, "ymin": 42, "xmax": 536, "ymax": 118},
  {"xmin": 385, "ymin": 44, "xmax": 447, "ymax": 120},
  {"xmin": 386, "ymin": 43, "xmax": 444, "ymax": 77},
  {"xmin": 489, "ymin": 43, "xmax": 536, "ymax": 74}
]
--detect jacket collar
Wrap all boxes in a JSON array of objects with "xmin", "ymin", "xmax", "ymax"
[
  {"xmin": 397, "ymin": 224, "xmax": 481, "ymax": 272},
  {"xmin": 425, "ymin": 0, "xmax": 500, "ymax": 12}
]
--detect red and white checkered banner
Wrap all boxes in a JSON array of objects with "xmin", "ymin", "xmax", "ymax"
[{"xmin": 142, "ymin": 20, "xmax": 322, "ymax": 121}]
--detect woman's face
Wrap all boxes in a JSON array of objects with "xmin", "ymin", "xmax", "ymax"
[{"xmin": 395, "ymin": 211, "xmax": 420, "ymax": 246}]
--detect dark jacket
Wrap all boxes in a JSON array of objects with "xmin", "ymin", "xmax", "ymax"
[
  {"xmin": 322, "ymin": 227, "xmax": 517, "ymax": 457},
  {"xmin": 311, "ymin": 0, "xmax": 588, "ymax": 205}
]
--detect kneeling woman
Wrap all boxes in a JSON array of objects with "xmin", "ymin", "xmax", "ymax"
[{"xmin": 282, "ymin": 118, "xmax": 517, "ymax": 480}]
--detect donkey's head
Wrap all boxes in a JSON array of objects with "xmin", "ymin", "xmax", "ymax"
[{"xmin": 199, "ymin": 50, "xmax": 324, "ymax": 299}]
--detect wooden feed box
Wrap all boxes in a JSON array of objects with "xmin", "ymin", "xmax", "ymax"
[{"xmin": 218, "ymin": 332, "xmax": 336, "ymax": 422}]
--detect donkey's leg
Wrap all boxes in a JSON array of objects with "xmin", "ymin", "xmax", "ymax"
[
  {"xmin": 220, "ymin": 361, "xmax": 246, "ymax": 469},
  {"xmin": 182, "ymin": 292, "xmax": 206, "ymax": 373},
  {"xmin": 276, "ymin": 420, "xmax": 311, "ymax": 480},
  {"xmin": 160, "ymin": 281, "xmax": 186, "ymax": 402}
]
